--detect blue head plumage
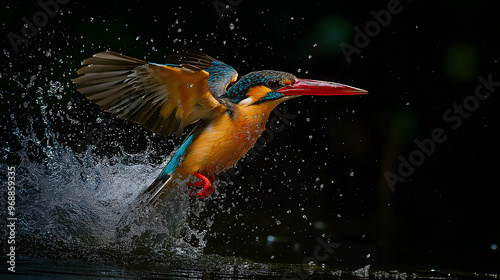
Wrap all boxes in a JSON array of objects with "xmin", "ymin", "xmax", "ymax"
[{"xmin": 221, "ymin": 70, "xmax": 296, "ymax": 104}]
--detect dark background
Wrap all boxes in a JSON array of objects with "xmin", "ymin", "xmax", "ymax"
[{"xmin": 1, "ymin": 0, "xmax": 499, "ymax": 273}]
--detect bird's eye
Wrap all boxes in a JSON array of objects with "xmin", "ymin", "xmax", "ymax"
[{"xmin": 267, "ymin": 80, "xmax": 280, "ymax": 89}]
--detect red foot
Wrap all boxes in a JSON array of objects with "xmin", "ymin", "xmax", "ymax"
[{"xmin": 187, "ymin": 172, "xmax": 215, "ymax": 198}]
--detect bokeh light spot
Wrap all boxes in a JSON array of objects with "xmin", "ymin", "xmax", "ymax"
[
  {"xmin": 313, "ymin": 15, "xmax": 352, "ymax": 55},
  {"xmin": 443, "ymin": 42, "xmax": 478, "ymax": 83}
]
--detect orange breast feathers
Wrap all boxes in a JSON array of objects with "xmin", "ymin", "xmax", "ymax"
[{"xmin": 176, "ymin": 97, "xmax": 284, "ymax": 178}]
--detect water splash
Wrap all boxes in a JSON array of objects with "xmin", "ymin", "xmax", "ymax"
[
  {"xmin": 352, "ymin": 264, "xmax": 370, "ymax": 278},
  {"xmin": 0, "ymin": 84, "xmax": 213, "ymax": 268}
]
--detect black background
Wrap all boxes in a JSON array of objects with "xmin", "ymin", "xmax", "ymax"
[{"xmin": 1, "ymin": 0, "xmax": 499, "ymax": 273}]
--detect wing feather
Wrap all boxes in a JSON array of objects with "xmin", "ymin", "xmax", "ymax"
[{"xmin": 73, "ymin": 51, "xmax": 235, "ymax": 137}]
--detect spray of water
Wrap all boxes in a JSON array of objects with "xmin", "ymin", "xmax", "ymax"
[{"xmin": 0, "ymin": 81, "xmax": 218, "ymax": 268}]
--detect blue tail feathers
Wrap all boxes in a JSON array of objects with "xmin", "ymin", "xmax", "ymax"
[{"xmin": 159, "ymin": 133, "xmax": 195, "ymax": 178}]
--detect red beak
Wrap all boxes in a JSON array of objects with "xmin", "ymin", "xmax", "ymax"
[{"xmin": 276, "ymin": 78, "xmax": 367, "ymax": 96}]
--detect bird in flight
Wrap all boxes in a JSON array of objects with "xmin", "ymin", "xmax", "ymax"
[{"xmin": 73, "ymin": 50, "xmax": 366, "ymax": 205}]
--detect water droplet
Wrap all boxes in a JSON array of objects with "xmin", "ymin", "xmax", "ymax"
[
  {"xmin": 297, "ymin": 68, "xmax": 301, "ymax": 73},
  {"xmin": 349, "ymin": 171, "xmax": 354, "ymax": 177},
  {"xmin": 308, "ymin": 135, "xmax": 313, "ymax": 139},
  {"xmin": 308, "ymin": 55, "xmax": 312, "ymax": 59},
  {"xmin": 229, "ymin": 23, "xmax": 235, "ymax": 30}
]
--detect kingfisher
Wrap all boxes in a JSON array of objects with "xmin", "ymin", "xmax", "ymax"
[{"xmin": 72, "ymin": 50, "xmax": 366, "ymax": 205}]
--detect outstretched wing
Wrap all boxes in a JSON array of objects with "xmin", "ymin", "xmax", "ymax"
[
  {"xmin": 72, "ymin": 50, "xmax": 237, "ymax": 137},
  {"xmin": 167, "ymin": 49, "xmax": 238, "ymax": 98}
]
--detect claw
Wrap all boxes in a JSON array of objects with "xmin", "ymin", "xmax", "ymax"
[{"xmin": 187, "ymin": 172, "xmax": 215, "ymax": 198}]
